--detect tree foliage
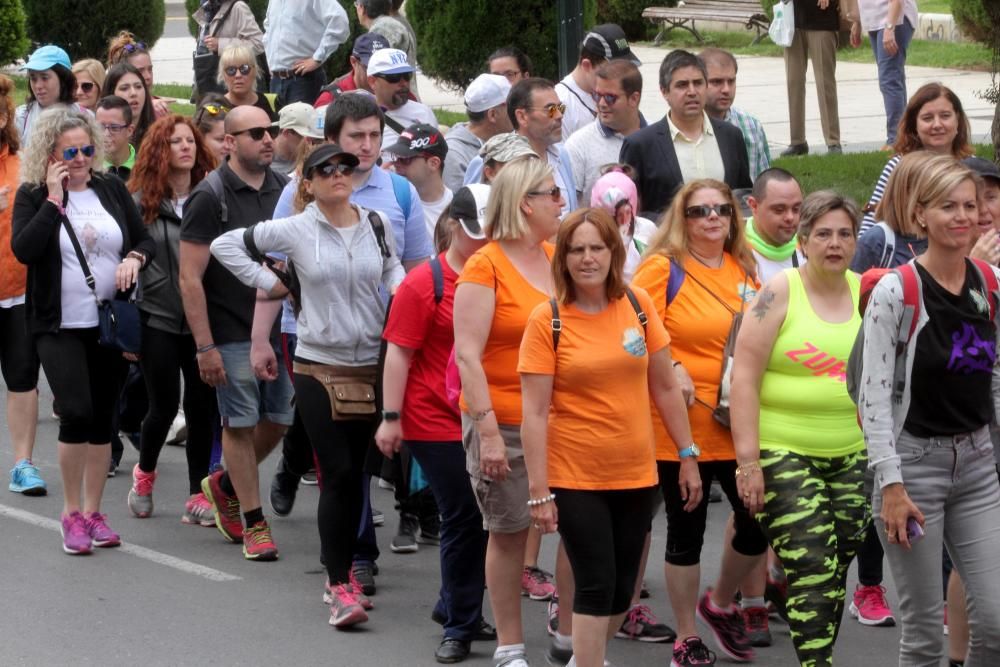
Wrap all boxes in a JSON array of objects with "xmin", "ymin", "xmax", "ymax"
[
  {"xmin": 0, "ymin": 0, "xmax": 29, "ymax": 67},
  {"xmin": 595, "ymin": 0, "xmax": 677, "ymax": 40},
  {"xmin": 22, "ymin": 0, "xmax": 165, "ymax": 61}
]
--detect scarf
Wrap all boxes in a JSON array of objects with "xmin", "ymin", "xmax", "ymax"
[{"xmin": 745, "ymin": 218, "xmax": 797, "ymax": 262}]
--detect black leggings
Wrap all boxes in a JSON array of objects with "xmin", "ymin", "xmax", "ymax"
[
  {"xmin": 0, "ymin": 304, "xmax": 39, "ymax": 391},
  {"xmin": 138, "ymin": 325, "xmax": 217, "ymax": 494},
  {"xmin": 554, "ymin": 486, "xmax": 658, "ymax": 616},
  {"xmin": 36, "ymin": 328, "xmax": 125, "ymax": 444},
  {"xmin": 292, "ymin": 366, "xmax": 377, "ymax": 585}
]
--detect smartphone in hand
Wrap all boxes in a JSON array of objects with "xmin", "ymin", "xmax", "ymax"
[{"xmin": 906, "ymin": 516, "xmax": 924, "ymax": 544}]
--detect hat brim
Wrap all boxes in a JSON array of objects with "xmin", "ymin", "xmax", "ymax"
[
  {"xmin": 304, "ymin": 149, "xmax": 361, "ymax": 177},
  {"xmin": 387, "ymin": 141, "xmax": 423, "ymax": 158},
  {"xmin": 370, "ymin": 65, "xmax": 415, "ymax": 76},
  {"xmin": 457, "ymin": 216, "xmax": 486, "ymax": 240},
  {"xmin": 22, "ymin": 57, "xmax": 61, "ymax": 71},
  {"xmin": 613, "ymin": 49, "xmax": 641, "ymax": 66}
]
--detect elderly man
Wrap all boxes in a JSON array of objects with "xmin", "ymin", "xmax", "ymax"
[{"xmin": 444, "ymin": 74, "xmax": 513, "ymax": 192}]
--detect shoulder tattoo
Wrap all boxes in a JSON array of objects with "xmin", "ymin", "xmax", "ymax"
[{"xmin": 752, "ymin": 287, "xmax": 775, "ymax": 322}]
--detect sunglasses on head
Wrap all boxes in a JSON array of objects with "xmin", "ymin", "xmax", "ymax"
[
  {"xmin": 77, "ymin": 81, "xmax": 95, "ymax": 93},
  {"xmin": 375, "ymin": 72, "xmax": 412, "ymax": 84},
  {"xmin": 225, "ymin": 64, "xmax": 253, "ymax": 77},
  {"xmin": 591, "ymin": 91, "xmax": 620, "ymax": 106},
  {"xmin": 309, "ymin": 161, "xmax": 356, "ymax": 179},
  {"xmin": 685, "ymin": 203, "xmax": 734, "ymax": 219},
  {"xmin": 232, "ymin": 126, "xmax": 278, "ymax": 141},
  {"xmin": 123, "ymin": 42, "xmax": 147, "ymax": 54},
  {"xmin": 527, "ymin": 185, "xmax": 561, "ymax": 202},
  {"xmin": 62, "ymin": 145, "xmax": 96, "ymax": 160},
  {"xmin": 529, "ymin": 103, "xmax": 566, "ymax": 119}
]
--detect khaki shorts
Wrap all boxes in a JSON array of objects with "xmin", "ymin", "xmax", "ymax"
[{"xmin": 462, "ymin": 414, "xmax": 531, "ymax": 534}]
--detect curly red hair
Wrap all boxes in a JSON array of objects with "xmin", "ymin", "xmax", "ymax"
[{"xmin": 129, "ymin": 115, "xmax": 217, "ymax": 225}]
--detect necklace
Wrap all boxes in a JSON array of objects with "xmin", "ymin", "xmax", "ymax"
[{"xmin": 689, "ymin": 247, "xmax": 723, "ymax": 269}]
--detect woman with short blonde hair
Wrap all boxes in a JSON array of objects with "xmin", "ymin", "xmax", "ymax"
[
  {"xmin": 218, "ymin": 41, "xmax": 277, "ymax": 122},
  {"xmin": 484, "ymin": 155, "xmax": 551, "ymax": 241},
  {"xmin": 71, "ymin": 59, "xmax": 105, "ymax": 112}
]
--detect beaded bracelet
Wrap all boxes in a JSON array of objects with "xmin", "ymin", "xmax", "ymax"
[
  {"xmin": 526, "ymin": 493, "xmax": 556, "ymax": 507},
  {"xmin": 735, "ymin": 461, "xmax": 761, "ymax": 478}
]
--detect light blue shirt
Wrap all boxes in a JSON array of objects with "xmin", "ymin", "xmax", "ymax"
[{"xmin": 263, "ymin": 0, "xmax": 349, "ymax": 70}]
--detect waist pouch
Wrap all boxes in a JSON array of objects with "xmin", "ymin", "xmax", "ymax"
[{"xmin": 293, "ymin": 361, "xmax": 378, "ymax": 421}]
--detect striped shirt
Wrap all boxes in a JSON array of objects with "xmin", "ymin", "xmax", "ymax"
[
  {"xmin": 860, "ymin": 154, "xmax": 901, "ymax": 235},
  {"xmin": 724, "ymin": 107, "xmax": 771, "ymax": 181}
]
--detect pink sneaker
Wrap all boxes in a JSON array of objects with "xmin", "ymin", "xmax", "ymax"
[
  {"xmin": 849, "ymin": 584, "xmax": 896, "ymax": 627},
  {"xmin": 60, "ymin": 511, "xmax": 92, "ymax": 555},
  {"xmin": 127, "ymin": 464, "xmax": 156, "ymax": 518},
  {"xmin": 326, "ymin": 579, "xmax": 373, "ymax": 610},
  {"xmin": 328, "ymin": 583, "xmax": 369, "ymax": 628},
  {"xmin": 521, "ymin": 566, "xmax": 556, "ymax": 601},
  {"xmin": 182, "ymin": 492, "xmax": 216, "ymax": 526},
  {"xmin": 85, "ymin": 512, "xmax": 121, "ymax": 548}
]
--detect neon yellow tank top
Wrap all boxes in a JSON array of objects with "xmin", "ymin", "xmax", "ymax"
[{"xmin": 758, "ymin": 269, "xmax": 865, "ymax": 458}]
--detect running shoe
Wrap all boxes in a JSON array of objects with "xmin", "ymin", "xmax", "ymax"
[
  {"xmin": 201, "ymin": 470, "xmax": 242, "ymax": 543},
  {"xmin": 328, "ymin": 583, "xmax": 369, "ymax": 628},
  {"xmin": 671, "ymin": 636, "xmax": 717, "ymax": 666},
  {"xmin": 546, "ymin": 596, "xmax": 560, "ymax": 635},
  {"xmin": 165, "ymin": 411, "xmax": 187, "ymax": 446},
  {"xmin": 546, "ymin": 636, "xmax": 572, "ymax": 665},
  {"xmin": 372, "ymin": 508, "xmax": 385, "ymax": 526},
  {"xmin": 60, "ymin": 511, "xmax": 92, "ymax": 555},
  {"xmin": 242, "ymin": 520, "xmax": 279, "ymax": 561},
  {"xmin": 182, "ymin": 493, "xmax": 216, "ymax": 526},
  {"xmin": 495, "ymin": 653, "xmax": 529, "ymax": 667},
  {"xmin": 301, "ymin": 469, "xmax": 318, "ymax": 485},
  {"xmin": 640, "ymin": 580, "xmax": 651, "ymax": 599},
  {"xmin": 9, "ymin": 459, "xmax": 47, "ymax": 496},
  {"xmin": 85, "ymin": 512, "xmax": 121, "ymax": 548},
  {"xmin": 391, "ymin": 513, "xmax": 419, "ymax": 553},
  {"xmin": 107, "ymin": 459, "xmax": 118, "ymax": 478},
  {"xmin": 419, "ymin": 513, "xmax": 441, "ymax": 546},
  {"xmin": 616, "ymin": 603, "xmax": 677, "ymax": 642},
  {"xmin": 326, "ymin": 579, "xmax": 373, "ymax": 610},
  {"xmin": 522, "ymin": 565, "xmax": 556, "ymax": 601},
  {"xmin": 849, "ymin": 584, "xmax": 896, "ymax": 627},
  {"xmin": 696, "ymin": 589, "xmax": 753, "ymax": 662},
  {"xmin": 765, "ymin": 576, "xmax": 789, "ymax": 622},
  {"xmin": 127, "ymin": 464, "xmax": 156, "ymax": 518},
  {"xmin": 351, "ymin": 561, "xmax": 377, "ymax": 596},
  {"xmin": 742, "ymin": 606, "xmax": 772, "ymax": 647}
]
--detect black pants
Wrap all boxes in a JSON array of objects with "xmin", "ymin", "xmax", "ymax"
[
  {"xmin": 0, "ymin": 304, "xmax": 39, "ymax": 391},
  {"xmin": 856, "ymin": 521, "xmax": 885, "ymax": 587},
  {"xmin": 555, "ymin": 486, "xmax": 658, "ymax": 616},
  {"xmin": 293, "ymin": 367, "xmax": 377, "ymax": 585},
  {"xmin": 138, "ymin": 325, "xmax": 217, "ymax": 494},
  {"xmin": 36, "ymin": 328, "xmax": 125, "ymax": 444}
]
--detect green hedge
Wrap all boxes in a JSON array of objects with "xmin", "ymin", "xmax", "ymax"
[
  {"xmin": 0, "ymin": 0, "xmax": 29, "ymax": 66},
  {"xmin": 22, "ymin": 0, "xmax": 164, "ymax": 61}
]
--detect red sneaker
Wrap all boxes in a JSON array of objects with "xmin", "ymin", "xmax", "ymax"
[
  {"xmin": 326, "ymin": 579, "xmax": 373, "ymax": 610},
  {"xmin": 849, "ymin": 584, "xmax": 896, "ymax": 627},
  {"xmin": 521, "ymin": 566, "xmax": 556, "ymax": 601},
  {"xmin": 328, "ymin": 583, "xmax": 369, "ymax": 628},
  {"xmin": 200, "ymin": 470, "xmax": 242, "ymax": 543},
  {"xmin": 242, "ymin": 520, "xmax": 279, "ymax": 561}
]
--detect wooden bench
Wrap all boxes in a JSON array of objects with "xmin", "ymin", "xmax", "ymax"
[{"xmin": 643, "ymin": 0, "xmax": 771, "ymax": 45}]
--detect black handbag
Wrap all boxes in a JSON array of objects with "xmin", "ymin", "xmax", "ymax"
[
  {"xmin": 60, "ymin": 216, "xmax": 142, "ymax": 354},
  {"xmin": 192, "ymin": 1, "xmax": 239, "ymax": 99}
]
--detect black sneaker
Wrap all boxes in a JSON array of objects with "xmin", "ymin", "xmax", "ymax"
[
  {"xmin": 269, "ymin": 456, "xmax": 300, "ymax": 517},
  {"xmin": 351, "ymin": 561, "xmax": 376, "ymax": 596},
  {"xmin": 372, "ymin": 508, "xmax": 385, "ymax": 526},
  {"xmin": 391, "ymin": 513, "xmax": 419, "ymax": 553},
  {"xmin": 301, "ymin": 469, "xmax": 318, "ymax": 485},
  {"xmin": 616, "ymin": 603, "xmax": 676, "ymax": 642},
  {"xmin": 696, "ymin": 589, "xmax": 753, "ymax": 662},
  {"xmin": 672, "ymin": 636, "xmax": 717, "ymax": 666},
  {"xmin": 419, "ymin": 514, "xmax": 441, "ymax": 546},
  {"xmin": 708, "ymin": 484, "xmax": 722, "ymax": 503},
  {"xmin": 780, "ymin": 143, "xmax": 808, "ymax": 157}
]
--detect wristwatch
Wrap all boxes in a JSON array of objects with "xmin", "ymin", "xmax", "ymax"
[
  {"xmin": 678, "ymin": 443, "xmax": 701, "ymax": 459},
  {"xmin": 882, "ymin": 23, "xmax": 896, "ymax": 31},
  {"xmin": 381, "ymin": 410, "xmax": 401, "ymax": 422}
]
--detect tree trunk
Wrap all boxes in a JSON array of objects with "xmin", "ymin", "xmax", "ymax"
[{"xmin": 994, "ymin": 100, "xmax": 1000, "ymax": 163}]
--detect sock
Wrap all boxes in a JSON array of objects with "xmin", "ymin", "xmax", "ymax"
[
  {"xmin": 219, "ymin": 470, "xmax": 236, "ymax": 496},
  {"xmin": 494, "ymin": 643, "xmax": 525, "ymax": 660},
  {"xmin": 243, "ymin": 507, "xmax": 264, "ymax": 527},
  {"xmin": 553, "ymin": 632, "xmax": 572, "ymax": 649},
  {"xmin": 740, "ymin": 596, "xmax": 766, "ymax": 610}
]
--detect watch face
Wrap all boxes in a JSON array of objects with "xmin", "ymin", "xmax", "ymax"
[{"xmin": 690, "ymin": 444, "xmax": 701, "ymax": 457}]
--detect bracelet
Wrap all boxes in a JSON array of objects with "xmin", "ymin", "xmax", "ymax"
[
  {"xmin": 735, "ymin": 461, "xmax": 762, "ymax": 478},
  {"xmin": 46, "ymin": 197, "xmax": 64, "ymax": 214},
  {"xmin": 126, "ymin": 251, "xmax": 145, "ymax": 266},
  {"xmin": 526, "ymin": 493, "xmax": 556, "ymax": 507},
  {"xmin": 672, "ymin": 360, "xmax": 682, "ymax": 368},
  {"xmin": 471, "ymin": 407, "xmax": 494, "ymax": 422},
  {"xmin": 196, "ymin": 343, "xmax": 217, "ymax": 354}
]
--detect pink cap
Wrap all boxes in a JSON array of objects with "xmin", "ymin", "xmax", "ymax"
[{"xmin": 590, "ymin": 171, "xmax": 637, "ymax": 216}]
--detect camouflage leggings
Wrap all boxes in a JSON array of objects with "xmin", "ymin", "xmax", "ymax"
[{"xmin": 757, "ymin": 449, "xmax": 869, "ymax": 667}]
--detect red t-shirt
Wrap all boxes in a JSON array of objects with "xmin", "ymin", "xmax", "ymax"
[
  {"xmin": 383, "ymin": 253, "xmax": 460, "ymax": 441},
  {"xmin": 313, "ymin": 72, "xmax": 357, "ymax": 108}
]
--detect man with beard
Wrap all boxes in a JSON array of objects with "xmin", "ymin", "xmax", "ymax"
[{"xmin": 367, "ymin": 49, "xmax": 436, "ymax": 162}]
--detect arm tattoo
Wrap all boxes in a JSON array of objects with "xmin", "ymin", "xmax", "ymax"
[{"xmin": 752, "ymin": 287, "xmax": 775, "ymax": 322}]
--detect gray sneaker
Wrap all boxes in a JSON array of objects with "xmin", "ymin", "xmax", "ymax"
[
  {"xmin": 496, "ymin": 654, "xmax": 530, "ymax": 667},
  {"xmin": 390, "ymin": 513, "xmax": 419, "ymax": 553},
  {"xmin": 127, "ymin": 464, "xmax": 156, "ymax": 518},
  {"xmin": 546, "ymin": 637, "xmax": 572, "ymax": 665}
]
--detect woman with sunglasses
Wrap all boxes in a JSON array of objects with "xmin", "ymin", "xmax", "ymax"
[
  {"xmin": 193, "ymin": 93, "xmax": 231, "ymax": 163},
  {"xmin": 15, "ymin": 45, "xmax": 81, "ymax": 145},
  {"xmin": 103, "ymin": 63, "xmax": 156, "ymax": 150},
  {"xmin": 631, "ymin": 179, "xmax": 765, "ymax": 667},
  {"xmin": 211, "ymin": 143, "xmax": 404, "ymax": 627},
  {"xmin": 12, "ymin": 108, "xmax": 154, "ymax": 555},
  {"xmin": 731, "ymin": 191, "xmax": 868, "ymax": 667},
  {"xmin": 125, "ymin": 114, "xmax": 218, "ymax": 525},
  {"xmin": 107, "ymin": 31, "xmax": 170, "ymax": 118},
  {"xmin": 71, "ymin": 59, "xmax": 105, "ymax": 113},
  {"xmin": 219, "ymin": 42, "xmax": 278, "ymax": 123}
]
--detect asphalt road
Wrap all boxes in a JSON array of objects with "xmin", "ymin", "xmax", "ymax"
[{"xmin": 0, "ymin": 378, "xmax": 911, "ymax": 666}]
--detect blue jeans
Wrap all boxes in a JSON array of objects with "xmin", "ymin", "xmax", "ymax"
[
  {"xmin": 874, "ymin": 426, "xmax": 1000, "ymax": 667},
  {"xmin": 269, "ymin": 68, "xmax": 325, "ymax": 107},
  {"xmin": 870, "ymin": 19, "xmax": 914, "ymax": 145},
  {"xmin": 407, "ymin": 440, "xmax": 487, "ymax": 641}
]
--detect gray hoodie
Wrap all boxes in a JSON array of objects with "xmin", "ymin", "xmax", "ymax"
[
  {"xmin": 443, "ymin": 122, "xmax": 482, "ymax": 193},
  {"xmin": 210, "ymin": 202, "xmax": 405, "ymax": 367}
]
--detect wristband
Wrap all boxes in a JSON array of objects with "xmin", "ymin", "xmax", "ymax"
[
  {"xmin": 196, "ymin": 343, "xmax": 217, "ymax": 354},
  {"xmin": 526, "ymin": 493, "xmax": 556, "ymax": 507}
]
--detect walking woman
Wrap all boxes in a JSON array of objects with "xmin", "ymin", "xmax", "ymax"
[
  {"xmin": 103, "ymin": 63, "xmax": 156, "ymax": 149},
  {"xmin": 631, "ymin": 178, "xmax": 766, "ymax": 667},
  {"xmin": 11, "ymin": 108, "xmax": 155, "ymax": 554},
  {"xmin": 15, "ymin": 45, "xmax": 80, "ymax": 145},
  {"xmin": 126, "ymin": 115, "xmax": 218, "ymax": 524},
  {"xmin": 519, "ymin": 208, "xmax": 699, "ymax": 667},
  {"xmin": 860, "ymin": 155, "xmax": 1000, "ymax": 666},
  {"xmin": 731, "ymin": 191, "xmax": 868, "ymax": 667},
  {"xmin": 376, "ymin": 185, "xmax": 492, "ymax": 663},
  {"xmin": 211, "ymin": 143, "xmax": 404, "ymax": 628}
]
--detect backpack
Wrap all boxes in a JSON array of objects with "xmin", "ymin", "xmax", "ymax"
[
  {"xmin": 549, "ymin": 287, "xmax": 648, "ymax": 351},
  {"xmin": 845, "ymin": 259, "xmax": 1000, "ymax": 412},
  {"xmin": 874, "ymin": 221, "xmax": 897, "ymax": 269}
]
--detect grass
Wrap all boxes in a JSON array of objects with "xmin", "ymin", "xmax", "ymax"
[{"xmin": 920, "ymin": 0, "xmax": 952, "ymax": 13}]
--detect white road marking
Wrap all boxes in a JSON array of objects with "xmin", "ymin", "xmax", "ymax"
[{"xmin": 0, "ymin": 503, "xmax": 242, "ymax": 582}]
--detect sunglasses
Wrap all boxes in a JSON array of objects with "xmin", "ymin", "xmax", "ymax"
[
  {"xmin": 62, "ymin": 145, "xmax": 96, "ymax": 160},
  {"xmin": 225, "ymin": 64, "xmax": 253, "ymax": 77},
  {"xmin": 392, "ymin": 154, "xmax": 430, "ymax": 166},
  {"xmin": 232, "ymin": 126, "xmax": 278, "ymax": 141},
  {"xmin": 529, "ymin": 103, "xmax": 566, "ymax": 119},
  {"xmin": 591, "ymin": 91, "xmax": 620, "ymax": 106},
  {"xmin": 309, "ymin": 161, "xmax": 357, "ymax": 179},
  {"xmin": 77, "ymin": 81, "xmax": 95, "ymax": 93},
  {"xmin": 685, "ymin": 203, "xmax": 734, "ymax": 219},
  {"xmin": 527, "ymin": 186, "xmax": 561, "ymax": 202},
  {"xmin": 374, "ymin": 72, "xmax": 412, "ymax": 84},
  {"xmin": 123, "ymin": 42, "xmax": 147, "ymax": 54}
]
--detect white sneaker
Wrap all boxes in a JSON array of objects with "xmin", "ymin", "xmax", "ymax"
[{"xmin": 165, "ymin": 410, "xmax": 187, "ymax": 446}]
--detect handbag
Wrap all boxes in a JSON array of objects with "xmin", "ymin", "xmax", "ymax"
[
  {"xmin": 769, "ymin": 0, "xmax": 796, "ymax": 48},
  {"xmin": 192, "ymin": 1, "xmax": 240, "ymax": 99},
  {"xmin": 60, "ymin": 216, "xmax": 142, "ymax": 354}
]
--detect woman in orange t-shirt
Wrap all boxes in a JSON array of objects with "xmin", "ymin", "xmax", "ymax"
[
  {"xmin": 631, "ymin": 179, "xmax": 768, "ymax": 665},
  {"xmin": 519, "ymin": 208, "xmax": 701, "ymax": 667},
  {"xmin": 453, "ymin": 157, "xmax": 568, "ymax": 664}
]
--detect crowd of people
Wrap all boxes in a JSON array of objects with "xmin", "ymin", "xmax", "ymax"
[{"xmin": 1, "ymin": 1, "xmax": 999, "ymax": 666}]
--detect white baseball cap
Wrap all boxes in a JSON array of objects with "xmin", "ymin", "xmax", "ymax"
[
  {"xmin": 464, "ymin": 74, "xmax": 511, "ymax": 113},
  {"xmin": 274, "ymin": 102, "xmax": 324, "ymax": 139},
  {"xmin": 367, "ymin": 48, "xmax": 414, "ymax": 77}
]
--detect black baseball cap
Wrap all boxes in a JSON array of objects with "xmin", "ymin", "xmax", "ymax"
[
  {"xmin": 963, "ymin": 156, "xmax": 1000, "ymax": 185},
  {"xmin": 303, "ymin": 143, "xmax": 360, "ymax": 177},
  {"xmin": 389, "ymin": 123, "xmax": 448, "ymax": 161},
  {"xmin": 582, "ymin": 24, "xmax": 640, "ymax": 65},
  {"xmin": 450, "ymin": 184, "xmax": 490, "ymax": 240}
]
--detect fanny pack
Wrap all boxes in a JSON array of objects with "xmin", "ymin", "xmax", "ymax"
[{"xmin": 293, "ymin": 361, "xmax": 378, "ymax": 421}]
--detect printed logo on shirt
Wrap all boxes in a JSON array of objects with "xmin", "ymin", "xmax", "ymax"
[
  {"xmin": 72, "ymin": 221, "xmax": 111, "ymax": 264},
  {"xmin": 947, "ymin": 322, "xmax": 995, "ymax": 375},
  {"xmin": 622, "ymin": 327, "xmax": 646, "ymax": 357},
  {"xmin": 739, "ymin": 281, "xmax": 758, "ymax": 304},
  {"xmin": 970, "ymin": 288, "xmax": 989, "ymax": 316},
  {"xmin": 785, "ymin": 342, "xmax": 847, "ymax": 382}
]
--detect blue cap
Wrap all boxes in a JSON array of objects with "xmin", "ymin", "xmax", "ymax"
[
  {"xmin": 352, "ymin": 33, "xmax": 391, "ymax": 66},
  {"xmin": 23, "ymin": 45, "xmax": 72, "ymax": 71}
]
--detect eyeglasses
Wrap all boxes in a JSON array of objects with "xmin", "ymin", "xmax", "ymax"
[
  {"xmin": 224, "ymin": 64, "xmax": 253, "ymax": 77},
  {"xmin": 62, "ymin": 145, "xmax": 96, "ymax": 160},
  {"xmin": 123, "ymin": 42, "xmax": 147, "ymax": 54},
  {"xmin": 309, "ymin": 161, "xmax": 357, "ymax": 179},
  {"xmin": 527, "ymin": 186, "xmax": 561, "ymax": 201},
  {"xmin": 492, "ymin": 69, "xmax": 521, "ymax": 81},
  {"xmin": 231, "ymin": 126, "xmax": 278, "ymax": 141},
  {"xmin": 100, "ymin": 123, "xmax": 129, "ymax": 134},
  {"xmin": 392, "ymin": 154, "xmax": 429, "ymax": 166},
  {"xmin": 76, "ymin": 81, "xmax": 95, "ymax": 93},
  {"xmin": 685, "ymin": 203, "xmax": 734, "ymax": 219},
  {"xmin": 528, "ymin": 103, "xmax": 566, "ymax": 119},
  {"xmin": 591, "ymin": 92, "xmax": 620, "ymax": 106},
  {"xmin": 374, "ymin": 72, "xmax": 412, "ymax": 84}
]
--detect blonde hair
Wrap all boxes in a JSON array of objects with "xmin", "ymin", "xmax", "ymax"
[
  {"xmin": 71, "ymin": 59, "xmax": 106, "ymax": 93},
  {"xmin": 218, "ymin": 42, "xmax": 257, "ymax": 88},
  {"xmin": 20, "ymin": 108, "xmax": 105, "ymax": 186},
  {"xmin": 643, "ymin": 179, "xmax": 757, "ymax": 279},
  {"xmin": 875, "ymin": 151, "xmax": 942, "ymax": 237},
  {"xmin": 908, "ymin": 154, "xmax": 977, "ymax": 232},
  {"xmin": 484, "ymin": 156, "xmax": 551, "ymax": 241}
]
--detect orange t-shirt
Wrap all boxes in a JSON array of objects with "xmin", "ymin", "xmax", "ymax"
[
  {"xmin": 518, "ymin": 287, "xmax": 667, "ymax": 490},
  {"xmin": 457, "ymin": 241, "xmax": 554, "ymax": 425},
  {"xmin": 631, "ymin": 253, "xmax": 759, "ymax": 461}
]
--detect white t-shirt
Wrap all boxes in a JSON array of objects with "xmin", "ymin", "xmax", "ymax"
[
  {"xmin": 752, "ymin": 248, "xmax": 806, "ymax": 284},
  {"xmin": 421, "ymin": 187, "xmax": 453, "ymax": 240},
  {"xmin": 623, "ymin": 216, "xmax": 658, "ymax": 281},
  {"xmin": 556, "ymin": 75, "xmax": 597, "ymax": 140},
  {"xmin": 60, "ymin": 189, "xmax": 123, "ymax": 328},
  {"xmin": 382, "ymin": 101, "xmax": 439, "ymax": 162},
  {"xmin": 334, "ymin": 223, "xmax": 359, "ymax": 248}
]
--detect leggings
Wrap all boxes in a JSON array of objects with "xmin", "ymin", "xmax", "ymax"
[
  {"xmin": 138, "ymin": 325, "xmax": 217, "ymax": 494},
  {"xmin": 0, "ymin": 303, "xmax": 39, "ymax": 391},
  {"xmin": 292, "ymin": 365, "xmax": 377, "ymax": 585},
  {"xmin": 36, "ymin": 328, "xmax": 125, "ymax": 444},
  {"xmin": 757, "ymin": 448, "xmax": 868, "ymax": 667}
]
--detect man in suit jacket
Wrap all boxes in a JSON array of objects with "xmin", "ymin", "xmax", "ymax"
[{"xmin": 620, "ymin": 49, "xmax": 751, "ymax": 220}]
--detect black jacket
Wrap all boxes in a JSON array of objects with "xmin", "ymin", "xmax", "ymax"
[
  {"xmin": 134, "ymin": 194, "xmax": 187, "ymax": 335},
  {"xmin": 11, "ymin": 173, "xmax": 155, "ymax": 335},
  {"xmin": 619, "ymin": 115, "xmax": 752, "ymax": 220}
]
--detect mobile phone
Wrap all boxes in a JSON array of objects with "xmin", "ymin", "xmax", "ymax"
[{"xmin": 905, "ymin": 516, "xmax": 924, "ymax": 544}]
